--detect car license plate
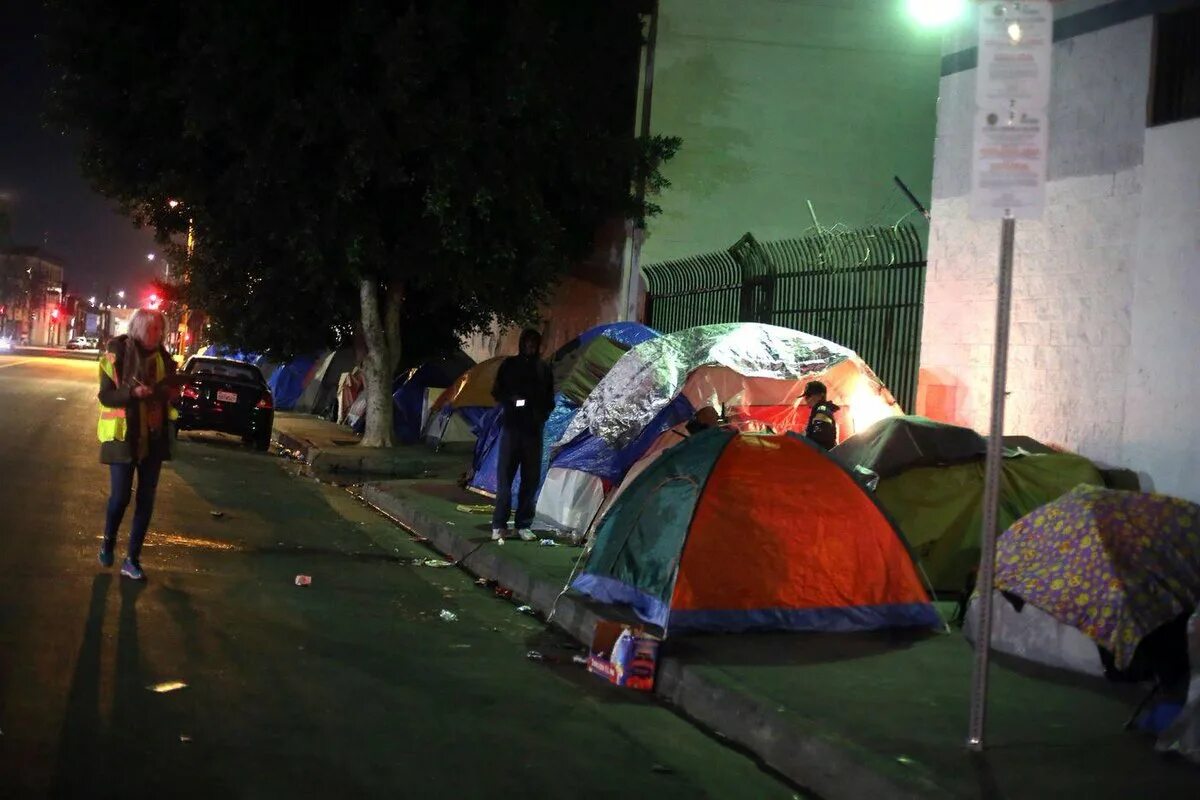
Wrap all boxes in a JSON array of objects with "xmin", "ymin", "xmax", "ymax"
[{"xmin": 216, "ymin": 390, "xmax": 238, "ymax": 403}]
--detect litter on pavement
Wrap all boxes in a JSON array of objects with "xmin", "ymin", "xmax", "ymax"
[
  {"xmin": 538, "ymin": 539, "xmax": 558, "ymax": 547},
  {"xmin": 516, "ymin": 605, "xmax": 535, "ymax": 615},
  {"xmin": 210, "ymin": 510, "xmax": 224, "ymax": 518},
  {"xmin": 147, "ymin": 681, "xmax": 188, "ymax": 693},
  {"xmin": 439, "ymin": 610, "xmax": 458, "ymax": 622},
  {"xmin": 294, "ymin": 575, "xmax": 312, "ymax": 587}
]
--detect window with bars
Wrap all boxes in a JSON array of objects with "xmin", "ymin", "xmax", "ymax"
[{"xmin": 1150, "ymin": 5, "xmax": 1200, "ymax": 127}]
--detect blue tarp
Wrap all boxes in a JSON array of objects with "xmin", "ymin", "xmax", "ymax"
[
  {"xmin": 268, "ymin": 356, "xmax": 317, "ymax": 411},
  {"xmin": 469, "ymin": 393, "xmax": 578, "ymax": 498},
  {"xmin": 199, "ymin": 345, "xmax": 267, "ymax": 365},
  {"xmin": 469, "ymin": 322, "xmax": 660, "ymax": 497},
  {"xmin": 550, "ymin": 394, "xmax": 694, "ymax": 482}
]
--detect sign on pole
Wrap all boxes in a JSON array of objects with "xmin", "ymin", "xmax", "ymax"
[
  {"xmin": 969, "ymin": 105, "xmax": 1048, "ymax": 219},
  {"xmin": 966, "ymin": 0, "xmax": 1052, "ymax": 752}
]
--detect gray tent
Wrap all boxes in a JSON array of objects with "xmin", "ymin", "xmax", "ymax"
[
  {"xmin": 832, "ymin": 415, "xmax": 987, "ymax": 480},
  {"xmin": 294, "ymin": 348, "xmax": 357, "ymax": 417}
]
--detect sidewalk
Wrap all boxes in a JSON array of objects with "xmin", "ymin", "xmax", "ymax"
[
  {"xmin": 271, "ymin": 412, "xmax": 472, "ymax": 478},
  {"xmin": 361, "ymin": 477, "xmax": 1200, "ymax": 800}
]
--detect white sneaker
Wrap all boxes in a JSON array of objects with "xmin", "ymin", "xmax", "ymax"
[
  {"xmin": 517, "ymin": 528, "xmax": 536, "ymax": 542},
  {"xmin": 492, "ymin": 528, "xmax": 506, "ymax": 545}
]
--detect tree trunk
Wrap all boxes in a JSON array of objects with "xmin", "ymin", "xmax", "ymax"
[{"xmin": 358, "ymin": 278, "xmax": 403, "ymax": 447}]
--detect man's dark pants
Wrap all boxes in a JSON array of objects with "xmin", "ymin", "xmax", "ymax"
[{"xmin": 492, "ymin": 426, "xmax": 543, "ymax": 530}]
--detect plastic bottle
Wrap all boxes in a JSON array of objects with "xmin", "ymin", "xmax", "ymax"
[{"xmin": 611, "ymin": 628, "xmax": 635, "ymax": 683}]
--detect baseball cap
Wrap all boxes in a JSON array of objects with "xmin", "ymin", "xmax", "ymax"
[{"xmin": 802, "ymin": 381, "xmax": 827, "ymax": 398}]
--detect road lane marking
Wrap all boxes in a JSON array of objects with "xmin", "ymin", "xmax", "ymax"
[{"xmin": 0, "ymin": 359, "xmax": 32, "ymax": 369}]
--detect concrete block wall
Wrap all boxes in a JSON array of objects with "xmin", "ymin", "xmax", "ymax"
[{"xmin": 920, "ymin": 7, "xmax": 1200, "ymax": 502}]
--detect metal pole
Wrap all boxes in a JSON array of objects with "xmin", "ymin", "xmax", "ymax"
[
  {"xmin": 967, "ymin": 214, "xmax": 1016, "ymax": 751},
  {"xmin": 621, "ymin": 2, "xmax": 658, "ymax": 322}
]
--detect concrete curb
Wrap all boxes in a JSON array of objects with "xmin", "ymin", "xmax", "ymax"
[
  {"xmin": 361, "ymin": 481, "xmax": 944, "ymax": 800},
  {"xmin": 271, "ymin": 425, "xmax": 451, "ymax": 478}
]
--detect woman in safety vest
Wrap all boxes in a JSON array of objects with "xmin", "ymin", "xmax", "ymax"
[{"xmin": 97, "ymin": 308, "xmax": 179, "ymax": 580}]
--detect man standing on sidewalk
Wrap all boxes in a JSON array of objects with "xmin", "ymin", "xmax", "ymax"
[{"xmin": 491, "ymin": 329, "xmax": 555, "ymax": 543}]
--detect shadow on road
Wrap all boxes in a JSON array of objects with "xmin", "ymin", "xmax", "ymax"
[{"xmin": 51, "ymin": 575, "xmax": 111, "ymax": 795}]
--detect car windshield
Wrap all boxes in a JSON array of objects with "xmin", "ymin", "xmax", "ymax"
[{"xmin": 188, "ymin": 360, "xmax": 262, "ymax": 383}]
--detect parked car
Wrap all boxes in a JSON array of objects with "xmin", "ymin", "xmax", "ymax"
[
  {"xmin": 173, "ymin": 356, "xmax": 274, "ymax": 450},
  {"xmin": 66, "ymin": 336, "xmax": 93, "ymax": 350}
]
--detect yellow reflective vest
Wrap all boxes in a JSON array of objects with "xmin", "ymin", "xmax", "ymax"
[{"xmin": 97, "ymin": 346, "xmax": 180, "ymax": 446}]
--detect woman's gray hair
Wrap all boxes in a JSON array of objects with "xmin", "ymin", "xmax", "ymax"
[{"xmin": 127, "ymin": 308, "xmax": 167, "ymax": 346}]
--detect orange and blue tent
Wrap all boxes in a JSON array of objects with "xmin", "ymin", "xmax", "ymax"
[{"xmin": 573, "ymin": 429, "xmax": 940, "ymax": 633}]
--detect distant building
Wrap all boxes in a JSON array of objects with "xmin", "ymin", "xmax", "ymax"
[
  {"xmin": 0, "ymin": 247, "xmax": 66, "ymax": 346},
  {"xmin": 918, "ymin": 0, "xmax": 1200, "ymax": 502}
]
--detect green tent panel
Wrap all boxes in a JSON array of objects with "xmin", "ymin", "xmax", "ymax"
[
  {"xmin": 876, "ymin": 452, "xmax": 1104, "ymax": 593},
  {"xmin": 558, "ymin": 336, "xmax": 632, "ymax": 406},
  {"xmin": 584, "ymin": 427, "xmax": 734, "ymax": 604}
]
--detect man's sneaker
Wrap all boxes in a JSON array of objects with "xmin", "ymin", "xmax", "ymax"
[
  {"xmin": 98, "ymin": 547, "xmax": 114, "ymax": 568},
  {"xmin": 517, "ymin": 528, "xmax": 537, "ymax": 542},
  {"xmin": 491, "ymin": 528, "xmax": 506, "ymax": 546},
  {"xmin": 120, "ymin": 558, "xmax": 145, "ymax": 581}
]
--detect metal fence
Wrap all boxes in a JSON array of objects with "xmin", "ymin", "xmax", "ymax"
[{"xmin": 642, "ymin": 224, "xmax": 926, "ymax": 411}]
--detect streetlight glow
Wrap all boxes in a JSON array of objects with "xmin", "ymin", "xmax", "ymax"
[
  {"xmin": 117, "ymin": 290, "xmax": 125, "ymax": 299},
  {"xmin": 905, "ymin": 0, "xmax": 965, "ymax": 27},
  {"xmin": 147, "ymin": 253, "xmax": 156, "ymax": 261}
]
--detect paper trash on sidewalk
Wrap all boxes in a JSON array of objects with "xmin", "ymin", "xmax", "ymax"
[
  {"xmin": 294, "ymin": 575, "xmax": 312, "ymax": 587},
  {"xmin": 439, "ymin": 610, "xmax": 458, "ymax": 622}
]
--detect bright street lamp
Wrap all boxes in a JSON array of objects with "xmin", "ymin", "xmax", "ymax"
[
  {"xmin": 147, "ymin": 253, "xmax": 156, "ymax": 261},
  {"xmin": 905, "ymin": 0, "xmax": 965, "ymax": 27},
  {"xmin": 88, "ymin": 296, "xmax": 96, "ymax": 305},
  {"xmin": 117, "ymin": 290, "xmax": 125, "ymax": 299}
]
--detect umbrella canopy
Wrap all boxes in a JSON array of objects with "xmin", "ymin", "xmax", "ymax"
[{"xmin": 996, "ymin": 485, "xmax": 1200, "ymax": 670}]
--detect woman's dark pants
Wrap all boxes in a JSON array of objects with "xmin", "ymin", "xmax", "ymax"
[{"xmin": 103, "ymin": 457, "xmax": 164, "ymax": 562}]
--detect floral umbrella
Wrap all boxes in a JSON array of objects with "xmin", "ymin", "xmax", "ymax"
[{"xmin": 994, "ymin": 484, "xmax": 1200, "ymax": 669}]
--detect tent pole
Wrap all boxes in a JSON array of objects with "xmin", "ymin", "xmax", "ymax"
[{"xmin": 967, "ymin": 214, "xmax": 1016, "ymax": 752}]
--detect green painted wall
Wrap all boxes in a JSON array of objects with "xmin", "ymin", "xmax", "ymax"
[{"xmin": 644, "ymin": 0, "xmax": 942, "ymax": 263}]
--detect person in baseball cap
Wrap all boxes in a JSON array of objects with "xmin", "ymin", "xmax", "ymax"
[{"xmin": 801, "ymin": 380, "xmax": 839, "ymax": 450}]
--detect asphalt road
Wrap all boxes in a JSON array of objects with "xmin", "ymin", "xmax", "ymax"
[{"xmin": 0, "ymin": 355, "xmax": 795, "ymax": 799}]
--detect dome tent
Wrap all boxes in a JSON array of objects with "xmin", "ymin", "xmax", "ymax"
[
  {"xmin": 832, "ymin": 416, "xmax": 1105, "ymax": 594},
  {"xmin": 574, "ymin": 429, "xmax": 939, "ymax": 634},
  {"xmin": 537, "ymin": 322, "xmax": 902, "ymax": 535}
]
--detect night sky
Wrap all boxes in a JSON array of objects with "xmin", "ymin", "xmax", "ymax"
[{"xmin": 1, "ymin": 0, "xmax": 161, "ymax": 300}]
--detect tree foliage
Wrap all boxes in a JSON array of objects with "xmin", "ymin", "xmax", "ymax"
[{"xmin": 46, "ymin": 0, "xmax": 679, "ymax": 443}]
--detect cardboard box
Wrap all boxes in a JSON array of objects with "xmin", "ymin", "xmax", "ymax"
[{"xmin": 586, "ymin": 620, "xmax": 661, "ymax": 692}]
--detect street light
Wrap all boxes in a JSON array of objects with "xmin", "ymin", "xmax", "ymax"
[
  {"xmin": 905, "ymin": 0, "xmax": 965, "ymax": 27},
  {"xmin": 88, "ymin": 296, "xmax": 96, "ymax": 305},
  {"xmin": 147, "ymin": 253, "xmax": 156, "ymax": 261}
]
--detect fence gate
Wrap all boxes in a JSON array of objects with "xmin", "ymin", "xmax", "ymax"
[{"xmin": 642, "ymin": 224, "xmax": 926, "ymax": 411}]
